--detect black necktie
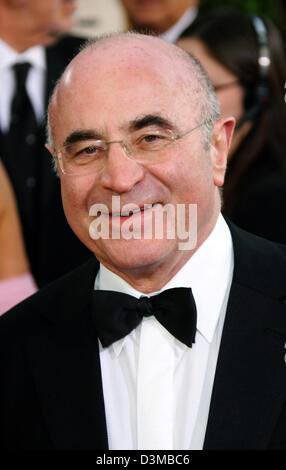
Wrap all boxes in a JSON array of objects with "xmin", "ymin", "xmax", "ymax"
[
  {"xmin": 92, "ymin": 287, "xmax": 197, "ymax": 348},
  {"xmin": 8, "ymin": 62, "xmax": 38, "ymax": 162}
]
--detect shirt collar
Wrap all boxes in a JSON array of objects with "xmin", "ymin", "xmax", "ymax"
[
  {"xmin": 0, "ymin": 38, "xmax": 46, "ymax": 71},
  {"xmin": 163, "ymin": 214, "xmax": 234, "ymax": 343},
  {"xmin": 160, "ymin": 7, "xmax": 198, "ymax": 43},
  {"xmin": 95, "ymin": 214, "xmax": 233, "ymax": 356}
]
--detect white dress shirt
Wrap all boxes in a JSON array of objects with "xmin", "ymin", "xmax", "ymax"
[
  {"xmin": 95, "ymin": 214, "xmax": 234, "ymax": 450},
  {"xmin": 160, "ymin": 7, "xmax": 198, "ymax": 43},
  {"xmin": 0, "ymin": 38, "xmax": 46, "ymax": 132}
]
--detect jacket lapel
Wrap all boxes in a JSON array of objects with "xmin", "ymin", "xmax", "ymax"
[
  {"xmin": 204, "ymin": 281, "xmax": 286, "ymax": 449},
  {"xmin": 25, "ymin": 258, "xmax": 109, "ymax": 449},
  {"xmin": 204, "ymin": 222, "xmax": 286, "ymax": 449}
]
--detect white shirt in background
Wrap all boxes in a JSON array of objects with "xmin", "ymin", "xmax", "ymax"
[
  {"xmin": 160, "ymin": 7, "xmax": 198, "ymax": 43},
  {"xmin": 0, "ymin": 38, "xmax": 46, "ymax": 132}
]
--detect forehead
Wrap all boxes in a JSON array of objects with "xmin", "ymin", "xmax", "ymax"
[{"xmin": 52, "ymin": 39, "xmax": 202, "ymax": 140}]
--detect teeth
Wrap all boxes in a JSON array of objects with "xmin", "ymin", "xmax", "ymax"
[
  {"xmin": 111, "ymin": 204, "xmax": 155, "ymax": 217},
  {"xmin": 122, "ymin": 208, "xmax": 142, "ymax": 216}
]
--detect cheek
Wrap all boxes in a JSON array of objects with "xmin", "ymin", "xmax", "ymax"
[
  {"xmin": 60, "ymin": 177, "xmax": 95, "ymax": 218},
  {"xmin": 59, "ymin": 178, "xmax": 100, "ymax": 248},
  {"xmin": 170, "ymin": 148, "xmax": 213, "ymax": 202}
]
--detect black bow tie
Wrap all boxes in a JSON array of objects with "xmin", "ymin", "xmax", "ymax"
[{"xmin": 91, "ymin": 287, "xmax": 197, "ymax": 348}]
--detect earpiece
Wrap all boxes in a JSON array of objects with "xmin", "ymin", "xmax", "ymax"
[{"xmin": 237, "ymin": 16, "xmax": 271, "ymax": 128}]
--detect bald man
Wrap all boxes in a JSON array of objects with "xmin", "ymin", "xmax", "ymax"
[{"xmin": 1, "ymin": 33, "xmax": 286, "ymax": 450}]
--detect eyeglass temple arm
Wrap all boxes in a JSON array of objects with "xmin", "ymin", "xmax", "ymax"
[{"xmin": 174, "ymin": 118, "xmax": 214, "ymax": 141}]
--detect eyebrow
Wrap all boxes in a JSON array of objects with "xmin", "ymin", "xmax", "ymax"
[
  {"xmin": 63, "ymin": 114, "xmax": 177, "ymax": 147},
  {"xmin": 64, "ymin": 130, "xmax": 102, "ymax": 147},
  {"xmin": 127, "ymin": 114, "xmax": 176, "ymax": 132}
]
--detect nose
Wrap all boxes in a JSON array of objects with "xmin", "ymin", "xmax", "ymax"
[{"xmin": 98, "ymin": 141, "xmax": 145, "ymax": 194}]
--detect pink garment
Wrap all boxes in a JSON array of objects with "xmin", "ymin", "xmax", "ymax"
[{"xmin": 0, "ymin": 272, "xmax": 37, "ymax": 315}]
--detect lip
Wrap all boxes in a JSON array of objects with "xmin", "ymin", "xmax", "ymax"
[
  {"xmin": 109, "ymin": 203, "xmax": 156, "ymax": 218},
  {"xmin": 101, "ymin": 203, "xmax": 162, "ymax": 226}
]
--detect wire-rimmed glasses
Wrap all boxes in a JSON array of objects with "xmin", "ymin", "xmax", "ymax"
[{"xmin": 54, "ymin": 118, "xmax": 211, "ymax": 176}]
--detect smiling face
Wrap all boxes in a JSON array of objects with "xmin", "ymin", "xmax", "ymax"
[{"xmin": 48, "ymin": 36, "xmax": 234, "ymax": 291}]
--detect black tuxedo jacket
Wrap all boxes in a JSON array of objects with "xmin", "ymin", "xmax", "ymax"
[
  {"xmin": 1, "ymin": 222, "xmax": 286, "ymax": 450},
  {"xmin": 0, "ymin": 35, "xmax": 91, "ymax": 287}
]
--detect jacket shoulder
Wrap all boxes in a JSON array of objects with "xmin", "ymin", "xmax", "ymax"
[
  {"xmin": 0, "ymin": 257, "xmax": 98, "ymax": 337},
  {"xmin": 46, "ymin": 34, "xmax": 87, "ymax": 64},
  {"xmin": 228, "ymin": 220, "xmax": 286, "ymax": 299}
]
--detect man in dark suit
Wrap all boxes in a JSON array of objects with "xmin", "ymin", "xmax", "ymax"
[
  {"xmin": 1, "ymin": 32, "xmax": 286, "ymax": 450},
  {"xmin": 0, "ymin": 0, "xmax": 91, "ymax": 287}
]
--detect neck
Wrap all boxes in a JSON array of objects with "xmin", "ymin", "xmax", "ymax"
[
  {"xmin": 0, "ymin": 35, "xmax": 29, "ymax": 53},
  {"xmin": 104, "ymin": 250, "xmax": 194, "ymax": 294}
]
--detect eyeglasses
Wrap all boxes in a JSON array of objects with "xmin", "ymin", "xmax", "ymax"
[{"xmin": 54, "ymin": 118, "xmax": 211, "ymax": 176}]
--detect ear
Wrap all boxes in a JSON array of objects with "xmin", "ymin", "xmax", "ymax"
[
  {"xmin": 210, "ymin": 117, "xmax": 235, "ymax": 187},
  {"xmin": 45, "ymin": 143, "xmax": 54, "ymax": 156},
  {"xmin": 45, "ymin": 143, "xmax": 60, "ymax": 176}
]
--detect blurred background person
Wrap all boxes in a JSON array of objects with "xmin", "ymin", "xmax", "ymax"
[
  {"xmin": 120, "ymin": 0, "xmax": 200, "ymax": 42},
  {"xmin": 0, "ymin": 159, "xmax": 37, "ymax": 314},
  {"xmin": 71, "ymin": 0, "xmax": 126, "ymax": 38},
  {"xmin": 0, "ymin": 0, "xmax": 91, "ymax": 288},
  {"xmin": 177, "ymin": 10, "xmax": 286, "ymax": 244}
]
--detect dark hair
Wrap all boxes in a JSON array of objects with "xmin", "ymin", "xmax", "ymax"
[{"xmin": 179, "ymin": 9, "xmax": 286, "ymax": 214}]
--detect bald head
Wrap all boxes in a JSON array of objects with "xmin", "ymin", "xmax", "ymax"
[{"xmin": 47, "ymin": 32, "xmax": 220, "ymax": 153}]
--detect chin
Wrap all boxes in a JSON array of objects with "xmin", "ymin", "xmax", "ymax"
[
  {"xmin": 41, "ymin": 33, "xmax": 62, "ymax": 47},
  {"xmin": 93, "ymin": 238, "xmax": 179, "ymax": 272}
]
